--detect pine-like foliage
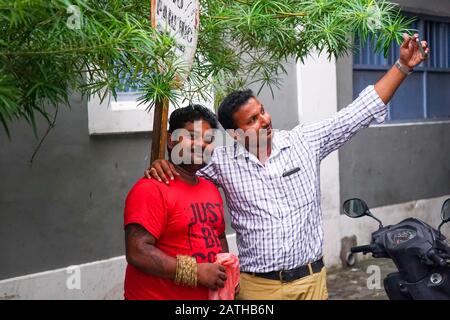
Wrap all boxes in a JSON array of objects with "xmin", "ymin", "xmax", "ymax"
[{"xmin": 0, "ymin": 0, "xmax": 415, "ymax": 136}]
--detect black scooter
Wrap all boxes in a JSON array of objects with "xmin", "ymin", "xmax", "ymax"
[{"xmin": 342, "ymin": 197, "xmax": 450, "ymax": 300}]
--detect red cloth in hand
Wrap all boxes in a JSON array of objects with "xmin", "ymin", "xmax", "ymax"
[{"xmin": 208, "ymin": 253, "xmax": 240, "ymax": 300}]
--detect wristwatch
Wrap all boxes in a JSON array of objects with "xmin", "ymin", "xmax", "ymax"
[{"xmin": 395, "ymin": 59, "xmax": 413, "ymax": 76}]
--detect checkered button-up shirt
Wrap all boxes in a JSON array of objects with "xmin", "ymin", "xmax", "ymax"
[{"xmin": 199, "ymin": 85, "xmax": 387, "ymax": 272}]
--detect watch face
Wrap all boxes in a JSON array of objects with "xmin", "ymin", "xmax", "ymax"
[
  {"xmin": 152, "ymin": 0, "xmax": 199, "ymax": 73},
  {"xmin": 396, "ymin": 60, "xmax": 412, "ymax": 75}
]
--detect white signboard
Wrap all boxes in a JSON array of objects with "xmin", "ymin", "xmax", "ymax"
[{"xmin": 151, "ymin": 0, "xmax": 200, "ymax": 74}]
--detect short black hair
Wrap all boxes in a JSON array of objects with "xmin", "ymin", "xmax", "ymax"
[
  {"xmin": 217, "ymin": 89, "xmax": 255, "ymax": 130},
  {"xmin": 168, "ymin": 104, "xmax": 218, "ymax": 133}
]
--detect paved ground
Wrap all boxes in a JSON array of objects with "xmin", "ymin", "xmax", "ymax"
[{"xmin": 327, "ymin": 258, "xmax": 398, "ymax": 300}]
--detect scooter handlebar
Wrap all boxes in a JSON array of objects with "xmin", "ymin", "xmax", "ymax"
[
  {"xmin": 351, "ymin": 245, "xmax": 373, "ymax": 254},
  {"xmin": 427, "ymin": 249, "xmax": 448, "ymax": 267}
]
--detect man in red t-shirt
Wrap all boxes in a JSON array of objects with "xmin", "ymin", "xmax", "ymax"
[{"xmin": 124, "ymin": 105, "xmax": 230, "ymax": 300}]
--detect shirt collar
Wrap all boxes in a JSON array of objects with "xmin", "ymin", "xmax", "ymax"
[
  {"xmin": 273, "ymin": 130, "xmax": 291, "ymax": 149},
  {"xmin": 233, "ymin": 141, "xmax": 246, "ymax": 159},
  {"xmin": 232, "ymin": 130, "xmax": 291, "ymax": 159}
]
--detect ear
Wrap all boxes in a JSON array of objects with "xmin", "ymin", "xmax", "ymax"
[{"xmin": 167, "ymin": 132, "xmax": 175, "ymax": 150}]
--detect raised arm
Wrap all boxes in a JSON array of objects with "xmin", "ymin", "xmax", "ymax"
[
  {"xmin": 299, "ymin": 33, "xmax": 429, "ymax": 161},
  {"xmin": 374, "ymin": 33, "xmax": 429, "ymax": 104}
]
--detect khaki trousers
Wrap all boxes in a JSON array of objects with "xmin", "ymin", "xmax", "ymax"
[{"xmin": 236, "ymin": 267, "xmax": 328, "ymax": 300}]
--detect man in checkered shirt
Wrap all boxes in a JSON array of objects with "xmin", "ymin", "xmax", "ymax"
[{"xmin": 145, "ymin": 34, "xmax": 429, "ymax": 299}]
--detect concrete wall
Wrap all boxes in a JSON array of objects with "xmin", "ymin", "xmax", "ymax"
[
  {"xmin": 0, "ymin": 93, "xmax": 151, "ymax": 280},
  {"xmin": 339, "ymin": 122, "xmax": 450, "ymax": 208},
  {"xmin": 249, "ymin": 58, "xmax": 299, "ymax": 130}
]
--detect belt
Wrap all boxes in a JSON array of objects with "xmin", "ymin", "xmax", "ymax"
[{"xmin": 245, "ymin": 258, "xmax": 324, "ymax": 283}]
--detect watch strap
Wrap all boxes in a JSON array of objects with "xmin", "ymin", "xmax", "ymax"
[{"xmin": 395, "ymin": 59, "xmax": 413, "ymax": 76}]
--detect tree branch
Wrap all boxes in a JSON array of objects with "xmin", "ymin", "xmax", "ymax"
[{"xmin": 29, "ymin": 106, "xmax": 59, "ymax": 165}]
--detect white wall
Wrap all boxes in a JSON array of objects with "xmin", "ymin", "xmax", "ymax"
[
  {"xmin": 0, "ymin": 257, "xmax": 126, "ymax": 300},
  {"xmin": 0, "ymin": 234, "xmax": 237, "ymax": 300},
  {"xmin": 297, "ymin": 53, "xmax": 342, "ymax": 265},
  {"xmin": 87, "ymin": 91, "xmax": 213, "ymax": 135}
]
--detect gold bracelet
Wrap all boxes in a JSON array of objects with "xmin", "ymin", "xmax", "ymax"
[
  {"xmin": 174, "ymin": 255, "xmax": 197, "ymax": 287},
  {"xmin": 184, "ymin": 256, "xmax": 196, "ymax": 287},
  {"xmin": 174, "ymin": 255, "xmax": 182, "ymax": 285}
]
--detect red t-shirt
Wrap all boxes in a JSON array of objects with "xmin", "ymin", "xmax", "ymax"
[{"xmin": 124, "ymin": 177, "xmax": 225, "ymax": 300}]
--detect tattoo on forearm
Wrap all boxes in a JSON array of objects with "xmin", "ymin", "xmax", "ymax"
[
  {"xmin": 126, "ymin": 224, "xmax": 150, "ymax": 239},
  {"xmin": 125, "ymin": 224, "xmax": 175, "ymax": 278}
]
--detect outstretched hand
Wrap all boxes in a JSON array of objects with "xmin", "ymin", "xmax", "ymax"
[
  {"xmin": 144, "ymin": 159, "xmax": 180, "ymax": 184},
  {"xmin": 399, "ymin": 33, "xmax": 430, "ymax": 69}
]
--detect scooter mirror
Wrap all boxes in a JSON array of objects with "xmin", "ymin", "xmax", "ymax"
[
  {"xmin": 441, "ymin": 198, "xmax": 450, "ymax": 222},
  {"xmin": 343, "ymin": 198, "xmax": 369, "ymax": 218}
]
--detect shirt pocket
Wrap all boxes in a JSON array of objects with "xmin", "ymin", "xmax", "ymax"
[{"xmin": 281, "ymin": 166, "xmax": 315, "ymax": 211}]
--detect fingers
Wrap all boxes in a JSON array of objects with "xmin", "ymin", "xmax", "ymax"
[
  {"xmin": 144, "ymin": 161, "xmax": 169, "ymax": 182},
  {"xmin": 169, "ymin": 162, "xmax": 180, "ymax": 176},
  {"xmin": 216, "ymin": 265, "xmax": 227, "ymax": 288},
  {"xmin": 160, "ymin": 161, "xmax": 180, "ymax": 181},
  {"xmin": 149, "ymin": 167, "xmax": 161, "ymax": 182},
  {"xmin": 216, "ymin": 279, "xmax": 225, "ymax": 288},
  {"xmin": 159, "ymin": 161, "xmax": 174, "ymax": 181},
  {"xmin": 402, "ymin": 33, "xmax": 420, "ymax": 49},
  {"xmin": 198, "ymin": 263, "xmax": 228, "ymax": 290},
  {"xmin": 154, "ymin": 164, "xmax": 169, "ymax": 184},
  {"xmin": 145, "ymin": 160, "xmax": 180, "ymax": 184},
  {"xmin": 401, "ymin": 32, "xmax": 430, "ymax": 64},
  {"xmin": 144, "ymin": 167, "xmax": 163, "ymax": 181},
  {"xmin": 153, "ymin": 160, "xmax": 180, "ymax": 184},
  {"xmin": 401, "ymin": 33, "xmax": 412, "ymax": 48},
  {"xmin": 218, "ymin": 272, "xmax": 227, "ymax": 281},
  {"xmin": 420, "ymin": 40, "xmax": 429, "ymax": 59}
]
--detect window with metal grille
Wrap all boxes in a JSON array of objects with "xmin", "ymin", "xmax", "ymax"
[
  {"xmin": 111, "ymin": 69, "xmax": 144, "ymax": 111},
  {"xmin": 353, "ymin": 15, "xmax": 450, "ymax": 122}
]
